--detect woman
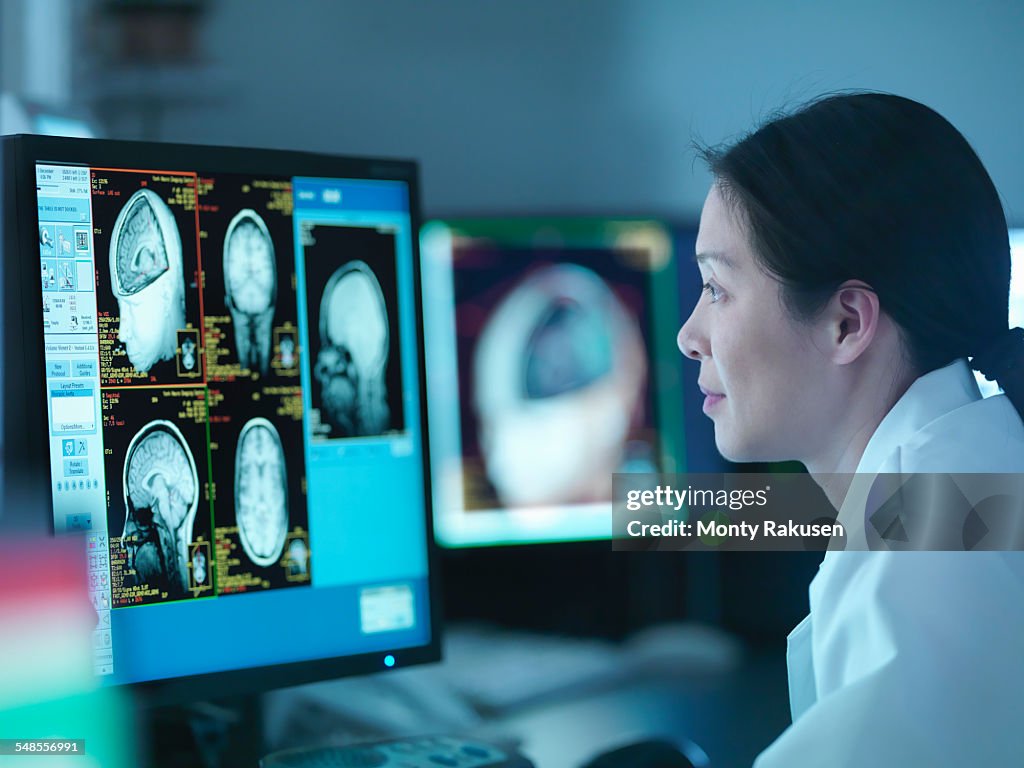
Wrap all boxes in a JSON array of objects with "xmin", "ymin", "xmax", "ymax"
[{"xmin": 677, "ymin": 93, "xmax": 1024, "ymax": 765}]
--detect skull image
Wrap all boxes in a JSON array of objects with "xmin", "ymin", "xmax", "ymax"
[
  {"xmin": 109, "ymin": 188, "xmax": 185, "ymax": 374},
  {"xmin": 235, "ymin": 417, "xmax": 289, "ymax": 567},
  {"xmin": 121, "ymin": 421, "xmax": 200, "ymax": 597},
  {"xmin": 224, "ymin": 209, "xmax": 276, "ymax": 375},
  {"xmin": 313, "ymin": 260, "xmax": 390, "ymax": 436},
  {"xmin": 473, "ymin": 264, "xmax": 647, "ymax": 507}
]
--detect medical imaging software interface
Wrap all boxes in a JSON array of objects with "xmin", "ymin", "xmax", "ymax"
[{"xmin": 36, "ymin": 162, "xmax": 429, "ymax": 683}]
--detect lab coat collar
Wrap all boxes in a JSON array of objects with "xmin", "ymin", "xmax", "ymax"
[
  {"xmin": 854, "ymin": 358, "xmax": 981, "ymax": 476},
  {"xmin": 831, "ymin": 357, "xmax": 981, "ymax": 550}
]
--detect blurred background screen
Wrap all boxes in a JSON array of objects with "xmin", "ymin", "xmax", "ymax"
[{"xmin": 423, "ymin": 219, "xmax": 683, "ymax": 548}]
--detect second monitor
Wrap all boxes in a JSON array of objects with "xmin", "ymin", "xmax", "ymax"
[{"xmin": 422, "ymin": 218, "xmax": 685, "ymax": 548}]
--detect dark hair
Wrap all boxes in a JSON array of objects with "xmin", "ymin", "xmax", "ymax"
[{"xmin": 697, "ymin": 92, "xmax": 1024, "ymax": 424}]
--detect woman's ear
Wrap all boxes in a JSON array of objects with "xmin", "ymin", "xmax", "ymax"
[{"xmin": 826, "ymin": 280, "xmax": 880, "ymax": 365}]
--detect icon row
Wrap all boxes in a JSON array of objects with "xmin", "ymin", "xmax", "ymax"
[{"xmin": 57, "ymin": 478, "xmax": 99, "ymax": 491}]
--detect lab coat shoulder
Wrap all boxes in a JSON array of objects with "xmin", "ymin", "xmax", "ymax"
[
  {"xmin": 897, "ymin": 392, "xmax": 1024, "ymax": 474},
  {"xmin": 755, "ymin": 393, "xmax": 1024, "ymax": 767}
]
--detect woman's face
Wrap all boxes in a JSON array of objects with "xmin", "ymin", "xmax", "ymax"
[{"xmin": 678, "ymin": 185, "xmax": 830, "ymax": 463}]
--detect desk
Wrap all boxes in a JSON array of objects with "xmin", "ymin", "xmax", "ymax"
[
  {"xmin": 263, "ymin": 644, "xmax": 791, "ymax": 768},
  {"xmin": 478, "ymin": 648, "xmax": 790, "ymax": 768}
]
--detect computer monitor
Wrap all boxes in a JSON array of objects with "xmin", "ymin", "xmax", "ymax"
[
  {"xmin": 0, "ymin": 135, "xmax": 439, "ymax": 703},
  {"xmin": 421, "ymin": 218, "xmax": 684, "ymax": 548},
  {"xmin": 975, "ymin": 229, "xmax": 1024, "ymax": 397}
]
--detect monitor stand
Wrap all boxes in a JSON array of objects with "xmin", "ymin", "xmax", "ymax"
[{"xmin": 145, "ymin": 695, "xmax": 264, "ymax": 768}]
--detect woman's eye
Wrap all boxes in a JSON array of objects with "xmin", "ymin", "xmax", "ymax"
[{"xmin": 702, "ymin": 281, "xmax": 722, "ymax": 303}]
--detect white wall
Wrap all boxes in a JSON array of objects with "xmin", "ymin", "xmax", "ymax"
[{"xmin": 117, "ymin": 1, "xmax": 1024, "ymax": 222}]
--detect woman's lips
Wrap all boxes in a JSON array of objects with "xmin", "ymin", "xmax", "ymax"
[{"xmin": 700, "ymin": 385, "xmax": 725, "ymax": 414}]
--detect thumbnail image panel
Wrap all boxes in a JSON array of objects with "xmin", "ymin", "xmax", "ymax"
[
  {"xmin": 208, "ymin": 380, "xmax": 310, "ymax": 593},
  {"xmin": 103, "ymin": 385, "xmax": 213, "ymax": 607},
  {"xmin": 199, "ymin": 174, "xmax": 302, "ymax": 383},
  {"xmin": 300, "ymin": 224, "xmax": 405, "ymax": 440},
  {"xmin": 453, "ymin": 247, "xmax": 656, "ymax": 511},
  {"xmin": 92, "ymin": 169, "xmax": 202, "ymax": 386}
]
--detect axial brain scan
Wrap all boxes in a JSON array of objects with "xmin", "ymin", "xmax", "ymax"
[
  {"xmin": 181, "ymin": 335, "xmax": 197, "ymax": 372},
  {"xmin": 235, "ymin": 417, "xmax": 289, "ymax": 567},
  {"xmin": 109, "ymin": 188, "xmax": 185, "ymax": 373},
  {"xmin": 121, "ymin": 421, "xmax": 200, "ymax": 596},
  {"xmin": 473, "ymin": 264, "xmax": 648, "ymax": 507},
  {"xmin": 314, "ymin": 260, "xmax": 390, "ymax": 436},
  {"xmin": 224, "ymin": 209, "xmax": 276, "ymax": 375},
  {"xmin": 192, "ymin": 548, "xmax": 207, "ymax": 585}
]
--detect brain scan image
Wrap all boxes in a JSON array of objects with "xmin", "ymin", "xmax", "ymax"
[
  {"xmin": 109, "ymin": 188, "xmax": 185, "ymax": 374},
  {"xmin": 181, "ymin": 335, "xmax": 197, "ymax": 372},
  {"xmin": 224, "ymin": 209, "xmax": 276, "ymax": 375},
  {"xmin": 285, "ymin": 538, "xmax": 309, "ymax": 578},
  {"xmin": 235, "ymin": 417, "xmax": 289, "ymax": 567},
  {"xmin": 314, "ymin": 260, "xmax": 390, "ymax": 436},
  {"xmin": 192, "ymin": 547, "xmax": 207, "ymax": 585},
  {"xmin": 120, "ymin": 421, "xmax": 200, "ymax": 597},
  {"xmin": 280, "ymin": 334, "xmax": 296, "ymax": 369},
  {"xmin": 472, "ymin": 264, "xmax": 648, "ymax": 507}
]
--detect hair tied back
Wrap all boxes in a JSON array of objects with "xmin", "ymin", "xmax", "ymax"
[{"xmin": 971, "ymin": 327, "xmax": 1024, "ymax": 382}]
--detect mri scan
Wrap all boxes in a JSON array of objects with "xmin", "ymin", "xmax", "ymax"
[
  {"xmin": 109, "ymin": 188, "xmax": 185, "ymax": 374},
  {"xmin": 180, "ymin": 335, "xmax": 198, "ymax": 372},
  {"xmin": 235, "ymin": 417, "xmax": 289, "ymax": 567},
  {"xmin": 473, "ymin": 264, "xmax": 648, "ymax": 507},
  {"xmin": 191, "ymin": 547, "xmax": 207, "ymax": 586},
  {"xmin": 120, "ymin": 421, "xmax": 200, "ymax": 596},
  {"xmin": 314, "ymin": 260, "xmax": 390, "ymax": 436},
  {"xmin": 224, "ymin": 209, "xmax": 276, "ymax": 375},
  {"xmin": 280, "ymin": 334, "xmax": 296, "ymax": 369},
  {"xmin": 285, "ymin": 538, "xmax": 309, "ymax": 578}
]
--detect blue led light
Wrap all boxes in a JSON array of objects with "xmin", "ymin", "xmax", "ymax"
[{"xmin": 384, "ymin": 655, "xmax": 396, "ymax": 667}]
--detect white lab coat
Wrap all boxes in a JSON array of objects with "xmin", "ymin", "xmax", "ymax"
[{"xmin": 754, "ymin": 359, "xmax": 1024, "ymax": 767}]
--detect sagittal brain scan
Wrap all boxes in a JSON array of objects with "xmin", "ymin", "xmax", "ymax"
[
  {"xmin": 235, "ymin": 417, "xmax": 289, "ymax": 567},
  {"xmin": 120, "ymin": 420, "xmax": 200, "ymax": 598},
  {"xmin": 301, "ymin": 224, "xmax": 405, "ymax": 440},
  {"xmin": 109, "ymin": 188, "xmax": 185, "ymax": 374},
  {"xmin": 465, "ymin": 262, "xmax": 650, "ymax": 509},
  {"xmin": 314, "ymin": 261, "xmax": 390, "ymax": 436},
  {"xmin": 224, "ymin": 209, "xmax": 276, "ymax": 375}
]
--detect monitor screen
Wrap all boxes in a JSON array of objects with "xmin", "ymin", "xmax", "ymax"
[
  {"xmin": 13, "ymin": 136, "xmax": 437, "ymax": 697},
  {"xmin": 422, "ymin": 219, "xmax": 684, "ymax": 547},
  {"xmin": 975, "ymin": 229, "xmax": 1024, "ymax": 397}
]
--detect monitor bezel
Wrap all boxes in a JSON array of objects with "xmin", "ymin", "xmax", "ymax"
[{"xmin": 4, "ymin": 133, "xmax": 442, "ymax": 705}]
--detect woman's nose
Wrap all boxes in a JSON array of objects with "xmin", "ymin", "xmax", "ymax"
[{"xmin": 677, "ymin": 312, "xmax": 706, "ymax": 361}]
